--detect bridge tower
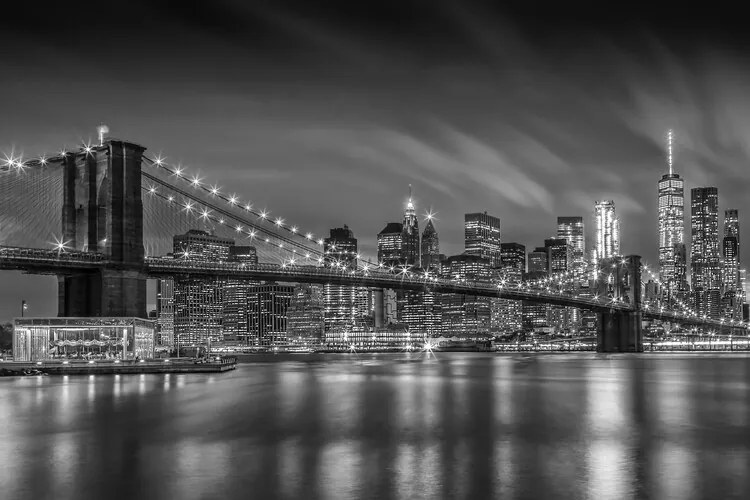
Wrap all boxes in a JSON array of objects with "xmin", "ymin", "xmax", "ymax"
[
  {"xmin": 595, "ymin": 255, "xmax": 643, "ymax": 352},
  {"xmin": 58, "ymin": 140, "xmax": 147, "ymax": 318}
]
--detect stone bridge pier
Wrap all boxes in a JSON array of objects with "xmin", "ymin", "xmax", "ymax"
[
  {"xmin": 595, "ymin": 255, "xmax": 643, "ymax": 353},
  {"xmin": 58, "ymin": 140, "xmax": 147, "ymax": 318}
]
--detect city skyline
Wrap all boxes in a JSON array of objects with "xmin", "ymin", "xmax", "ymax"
[{"xmin": 3, "ymin": 2, "xmax": 750, "ymax": 320}]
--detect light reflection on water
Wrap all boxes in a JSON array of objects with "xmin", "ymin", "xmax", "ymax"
[{"xmin": 1, "ymin": 353, "xmax": 749, "ymax": 500}]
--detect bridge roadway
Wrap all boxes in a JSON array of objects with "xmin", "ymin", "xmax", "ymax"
[{"xmin": 0, "ymin": 246, "xmax": 742, "ymax": 331}]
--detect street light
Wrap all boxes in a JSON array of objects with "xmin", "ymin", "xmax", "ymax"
[{"xmin": 21, "ymin": 300, "xmax": 27, "ymax": 317}]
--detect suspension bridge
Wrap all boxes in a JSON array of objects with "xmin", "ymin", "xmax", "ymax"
[{"xmin": 1, "ymin": 137, "xmax": 746, "ymax": 352}]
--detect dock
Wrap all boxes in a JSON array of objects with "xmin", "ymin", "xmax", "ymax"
[{"xmin": 0, "ymin": 357, "xmax": 237, "ymax": 376}]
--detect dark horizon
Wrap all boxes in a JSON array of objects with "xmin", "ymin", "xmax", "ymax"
[{"xmin": 2, "ymin": 1, "xmax": 750, "ymax": 320}]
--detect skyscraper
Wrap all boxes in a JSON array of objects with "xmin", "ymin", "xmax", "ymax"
[
  {"xmin": 691, "ymin": 187, "xmax": 721, "ymax": 318},
  {"xmin": 421, "ymin": 218, "xmax": 441, "ymax": 271},
  {"xmin": 723, "ymin": 209, "xmax": 740, "ymax": 291},
  {"xmin": 247, "ymin": 283, "xmax": 294, "ymax": 346},
  {"xmin": 402, "ymin": 185, "xmax": 420, "ymax": 267},
  {"xmin": 377, "ymin": 222, "xmax": 403, "ymax": 267},
  {"xmin": 658, "ymin": 130, "xmax": 686, "ymax": 303},
  {"xmin": 172, "ymin": 229, "xmax": 234, "ymax": 346},
  {"xmin": 557, "ymin": 217, "xmax": 585, "ymax": 266},
  {"xmin": 524, "ymin": 247, "xmax": 549, "ymax": 331},
  {"xmin": 496, "ymin": 243, "xmax": 525, "ymax": 332},
  {"xmin": 722, "ymin": 209, "xmax": 742, "ymax": 318},
  {"xmin": 323, "ymin": 226, "xmax": 358, "ymax": 332},
  {"xmin": 464, "ymin": 212, "xmax": 502, "ymax": 268},
  {"xmin": 287, "ymin": 284, "xmax": 325, "ymax": 346},
  {"xmin": 594, "ymin": 200, "xmax": 620, "ymax": 262},
  {"xmin": 222, "ymin": 246, "xmax": 259, "ymax": 343},
  {"xmin": 440, "ymin": 254, "xmax": 492, "ymax": 336},
  {"xmin": 156, "ymin": 278, "xmax": 174, "ymax": 346}
]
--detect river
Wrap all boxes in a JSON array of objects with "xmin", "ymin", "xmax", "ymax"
[{"xmin": 1, "ymin": 353, "xmax": 749, "ymax": 499}]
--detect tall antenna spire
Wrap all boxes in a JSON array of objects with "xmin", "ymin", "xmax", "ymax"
[
  {"xmin": 667, "ymin": 129, "xmax": 673, "ymax": 175},
  {"xmin": 406, "ymin": 184, "xmax": 414, "ymax": 211}
]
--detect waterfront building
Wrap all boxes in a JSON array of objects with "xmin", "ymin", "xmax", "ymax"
[
  {"xmin": 222, "ymin": 246, "xmax": 259, "ymax": 343},
  {"xmin": 13, "ymin": 317, "xmax": 155, "ymax": 361},
  {"xmin": 156, "ymin": 278, "xmax": 174, "ymax": 347},
  {"xmin": 544, "ymin": 238, "xmax": 576, "ymax": 333},
  {"xmin": 323, "ymin": 226, "xmax": 358, "ymax": 333},
  {"xmin": 690, "ymin": 187, "xmax": 721, "ymax": 318},
  {"xmin": 524, "ymin": 247, "xmax": 549, "ymax": 331},
  {"xmin": 286, "ymin": 284, "xmax": 325, "ymax": 346},
  {"xmin": 594, "ymin": 200, "xmax": 620, "ymax": 262},
  {"xmin": 495, "ymin": 243, "xmax": 526, "ymax": 332},
  {"xmin": 658, "ymin": 130, "xmax": 687, "ymax": 303},
  {"xmin": 722, "ymin": 209, "xmax": 742, "ymax": 318},
  {"xmin": 172, "ymin": 229, "xmax": 233, "ymax": 346},
  {"xmin": 464, "ymin": 212, "xmax": 502, "ymax": 268},
  {"xmin": 557, "ymin": 216, "xmax": 585, "ymax": 266},
  {"xmin": 440, "ymin": 254, "xmax": 492, "ymax": 336},
  {"xmin": 247, "ymin": 283, "xmax": 294, "ymax": 346}
]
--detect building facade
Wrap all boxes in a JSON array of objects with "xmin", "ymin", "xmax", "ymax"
[
  {"xmin": 594, "ymin": 200, "xmax": 620, "ymax": 262},
  {"xmin": 690, "ymin": 187, "xmax": 721, "ymax": 318},
  {"xmin": 464, "ymin": 212, "xmax": 502, "ymax": 268},
  {"xmin": 557, "ymin": 216, "xmax": 585, "ymax": 266},
  {"xmin": 172, "ymin": 229, "xmax": 233, "ymax": 346}
]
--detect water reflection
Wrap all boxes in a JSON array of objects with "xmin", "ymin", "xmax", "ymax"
[{"xmin": 1, "ymin": 353, "xmax": 750, "ymax": 499}]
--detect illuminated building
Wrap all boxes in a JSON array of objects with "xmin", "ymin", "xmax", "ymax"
[
  {"xmin": 286, "ymin": 284, "xmax": 325, "ymax": 346},
  {"xmin": 377, "ymin": 222, "xmax": 403, "ymax": 267},
  {"xmin": 323, "ymin": 226, "xmax": 358, "ymax": 332},
  {"xmin": 398, "ymin": 288, "xmax": 441, "ymax": 338},
  {"xmin": 172, "ymin": 229, "xmax": 233, "ymax": 345},
  {"xmin": 690, "ymin": 187, "xmax": 721, "ymax": 318},
  {"xmin": 324, "ymin": 324, "xmax": 418, "ymax": 350},
  {"xmin": 247, "ymin": 283, "xmax": 294, "ymax": 346},
  {"xmin": 524, "ymin": 248, "xmax": 549, "ymax": 331},
  {"xmin": 402, "ymin": 185, "xmax": 420, "ymax": 266},
  {"xmin": 495, "ymin": 243, "xmax": 525, "ymax": 332},
  {"xmin": 222, "ymin": 246, "xmax": 259, "ymax": 343},
  {"xmin": 156, "ymin": 278, "xmax": 174, "ymax": 346},
  {"xmin": 722, "ymin": 209, "xmax": 742, "ymax": 318},
  {"xmin": 557, "ymin": 216, "xmax": 585, "ymax": 266},
  {"xmin": 13, "ymin": 317, "xmax": 155, "ymax": 361},
  {"xmin": 658, "ymin": 130, "xmax": 687, "ymax": 303},
  {"xmin": 544, "ymin": 238, "xmax": 576, "ymax": 333},
  {"xmin": 464, "ymin": 212, "xmax": 502, "ymax": 268},
  {"xmin": 594, "ymin": 200, "xmax": 620, "ymax": 262},
  {"xmin": 421, "ymin": 218, "xmax": 441, "ymax": 271},
  {"xmin": 723, "ymin": 209, "xmax": 741, "ymax": 291},
  {"xmin": 440, "ymin": 254, "xmax": 492, "ymax": 336}
]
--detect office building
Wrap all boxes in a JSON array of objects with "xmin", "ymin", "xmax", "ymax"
[
  {"xmin": 440, "ymin": 254, "xmax": 492, "ymax": 336},
  {"xmin": 464, "ymin": 212, "xmax": 502, "ymax": 268},
  {"xmin": 377, "ymin": 222, "xmax": 403, "ymax": 267},
  {"xmin": 172, "ymin": 230, "xmax": 233, "ymax": 345},
  {"xmin": 690, "ymin": 187, "xmax": 721, "ymax": 318},
  {"xmin": 287, "ymin": 284, "xmax": 325, "ymax": 346},
  {"xmin": 323, "ymin": 226, "xmax": 358, "ymax": 332},
  {"xmin": 557, "ymin": 216, "xmax": 585, "ymax": 266},
  {"xmin": 495, "ymin": 243, "xmax": 526, "ymax": 332},
  {"xmin": 248, "ymin": 283, "xmax": 294, "ymax": 346},
  {"xmin": 156, "ymin": 278, "xmax": 174, "ymax": 346},
  {"xmin": 421, "ymin": 218, "xmax": 441, "ymax": 271},
  {"xmin": 222, "ymin": 246, "xmax": 259, "ymax": 343},
  {"xmin": 594, "ymin": 200, "xmax": 620, "ymax": 262},
  {"xmin": 658, "ymin": 130, "xmax": 687, "ymax": 302},
  {"xmin": 402, "ymin": 186, "xmax": 420, "ymax": 266}
]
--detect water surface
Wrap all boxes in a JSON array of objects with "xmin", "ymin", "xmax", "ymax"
[{"xmin": 1, "ymin": 353, "xmax": 749, "ymax": 499}]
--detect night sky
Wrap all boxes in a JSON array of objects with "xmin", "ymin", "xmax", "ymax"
[{"xmin": 1, "ymin": 1, "xmax": 749, "ymax": 320}]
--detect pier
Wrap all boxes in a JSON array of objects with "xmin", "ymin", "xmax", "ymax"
[{"xmin": 0, "ymin": 357, "xmax": 237, "ymax": 376}]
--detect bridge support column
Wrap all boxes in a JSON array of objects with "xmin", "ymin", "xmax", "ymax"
[
  {"xmin": 374, "ymin": 289, "xmax": 384, "ymax": 328},
  {"xmin": 597, "ymin": 310, "xmax": 643, "ymax": 352},
  {"xmin": 59, "ymin": 140, "xmax": 147, "ymax": 318}
]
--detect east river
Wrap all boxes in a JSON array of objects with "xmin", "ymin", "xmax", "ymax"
[{"xmin": 1, "ymin": 353, "xmax": 750, "ymax": 499}]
